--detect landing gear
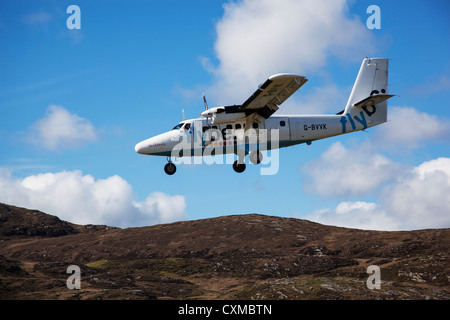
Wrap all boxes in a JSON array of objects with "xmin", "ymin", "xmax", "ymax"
[
  {"xmin": 249, "ymin": 150, "xmax": 263, "ymax": 164},
  {"xmin": 233, "ymin": 160, "xmax": 246, "ymax": 173},
  {"xmin": 164, "ymin": 159, "xmax": 176, "ymax": 175}
]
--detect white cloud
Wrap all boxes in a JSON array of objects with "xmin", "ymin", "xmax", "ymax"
[
  {"xmin": 58, "ymin": 29, "xmax": 85, "ymax": 45},
  {"xmin": 203, "ymin": 0, "xmax": 373, "ymax": 104},
  {"xmin": 0, "ymin": 169, "xmax": 186, "ymax": 228},
  {"xmin": 134, "ymin": 192, "xmax": 187, "ymax": 225},
  {"xmin": 373, "ymin": 106, "xmax": 450, "ymax": 151},
  {"xmin": 383, "ymin": 157, "xmax": 450, "ymax": 230},
  {"xmin": 303, "ymin": 157, "xmax": 450, "ymax": 230},
  {"xmin": 22, "ymin": 11, "xmax": 52, "ymax": 26},
  {"xmin": 412, "ymin": 74, "xmax": 450, "ymax": 96},
  {"xmin": 306, "ymin": 201, "xmax": 400, "ymax": 231},
  {"xmin": 279, "ymin": 83, "xmax": 350, "ymax": 115},
  {"xmin": 301, "ymin": 142, "xmax": 403, "ymax": 197},
  {"xmin": 29, "ymin": 105, "xmax": 98, "ymax": 150}
]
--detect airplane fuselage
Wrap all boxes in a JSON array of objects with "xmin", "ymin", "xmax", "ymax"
[{"xmin": 135, "ymin": 107, "xmax": 381, "ymax": 158}]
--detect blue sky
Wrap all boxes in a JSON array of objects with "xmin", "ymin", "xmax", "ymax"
[{"xmin": 1, "ymin": 0, "xmax": 449, "ymax": 230}]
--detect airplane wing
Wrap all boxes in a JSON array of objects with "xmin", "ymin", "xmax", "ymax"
[{"xmin": 240, "ymin": 74, "xmax": 307, "ymax": 123}]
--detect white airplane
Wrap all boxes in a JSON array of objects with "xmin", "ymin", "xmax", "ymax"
[{"xmin": 135, "ymin": 58, "xmax": 393, "ymax": 175}]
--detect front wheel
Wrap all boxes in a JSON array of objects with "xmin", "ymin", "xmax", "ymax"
[
  {"xmin": 249, "ymin": 151, "xmax": 263, "ymax": 165},
  {"xmin": 232, "ymin": 160, "xmax": 246, "ymax": 173},
  {"xmin": 164, "ymin": 162, "xmax": 177, "ymax": 175}
]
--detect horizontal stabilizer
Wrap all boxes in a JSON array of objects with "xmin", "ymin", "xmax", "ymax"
[{"xmin": 353, "ymin": 93, "xmax": 394, "ymax": 109}]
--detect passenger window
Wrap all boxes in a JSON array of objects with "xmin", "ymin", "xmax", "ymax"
[
  {"xmin": 226, "ymin": 124, "xmax": 233, "ymax": 129},
  {"xmin": 252, "ymin": 123, "xmax": 258, "ymax": 129},
  {"xmin": 235, "ymin": 124, "xmax": 242, "ymax": 130},
  {"xmin": 280, "ymin": 121, "xmax": 286, "ymax": 127}
]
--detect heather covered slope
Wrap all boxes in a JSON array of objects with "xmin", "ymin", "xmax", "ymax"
[{"xmin": 0, "ymin": 203, "xmax": 448, "ymax": 299}]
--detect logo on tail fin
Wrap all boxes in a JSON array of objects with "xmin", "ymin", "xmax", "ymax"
[{"xmin": 340, "ymin": 111, "xmax": 370, "ymax": 133}]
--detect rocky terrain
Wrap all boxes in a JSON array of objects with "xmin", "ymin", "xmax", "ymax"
[{"xmin": 0, "ymin": 202, "xmax": 448, "ymax": 300}]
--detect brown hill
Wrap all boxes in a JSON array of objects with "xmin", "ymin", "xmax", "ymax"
[{"xmin": 0, "ymin": 203, "xmax": 448, "ymax": 300}]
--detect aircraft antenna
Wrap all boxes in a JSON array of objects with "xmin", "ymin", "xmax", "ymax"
[{"xmin": 182, "ymin": 109, "xmax": 186, "ymax": 121}]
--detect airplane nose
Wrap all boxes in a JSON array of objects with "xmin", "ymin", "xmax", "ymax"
[
  {"xmin": 135, "ymin": 141, "xmax": 147, "ymax": 154},
  {"xmin": 135, "ymin": 136, "xmax": 166, "ymax": 154}
]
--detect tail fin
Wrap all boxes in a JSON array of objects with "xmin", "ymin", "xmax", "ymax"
[{"xmin": 344, "ymin": 58, "xmax": 393, "ymax": 126}]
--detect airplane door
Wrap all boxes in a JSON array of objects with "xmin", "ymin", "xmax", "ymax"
[
  {"xmin": 264, "ymin": 117, "xmax": 290, "ymax": 142},
  {"xmin": 180, "ymin": 122, "xmax": 195, "ymax": 156}
]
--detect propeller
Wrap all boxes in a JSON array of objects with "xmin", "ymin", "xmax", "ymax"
[
  {"xmin": 203, "ymin": 93, "xmax": 208, "ymax": 110},
  {"xmin": 200, "ymin": 93, "xmax": 211, "ymax": 118}
]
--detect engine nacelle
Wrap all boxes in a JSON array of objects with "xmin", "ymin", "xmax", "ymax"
[
  {"xmin": 211, "ymin": 112, "xmax": 246, "ymax": 124},
  {"xmin": 200, "ymin": 107, "xmax": 246, "ymax": 124}
]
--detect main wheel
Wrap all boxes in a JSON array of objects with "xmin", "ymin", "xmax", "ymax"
[
  {"xmin": 232, "ymin": 160, "xmax": 246, "ymax": 173},
  {"xmin": 249, "ymin": 151, "xmax": 263, "ymax": 164},
  {"xmin": 164, "ymin": 162, "xmax": 177, "ymax": 175}
]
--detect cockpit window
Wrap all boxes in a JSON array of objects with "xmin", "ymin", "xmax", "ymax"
[
  {"xmin": 172, "ymin": 122, "xmax": 192, "ymax": 131},
  {"xmin": 172, "ymin": 123, "xmax": 184, "ymax": 130}
]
